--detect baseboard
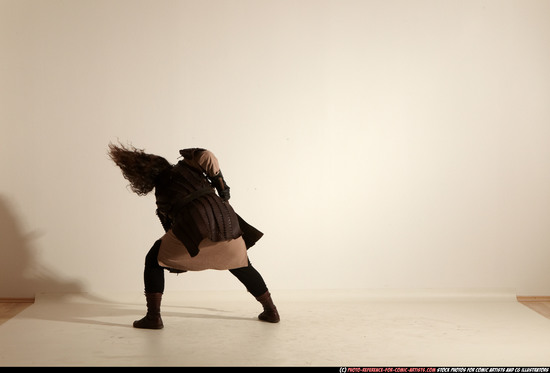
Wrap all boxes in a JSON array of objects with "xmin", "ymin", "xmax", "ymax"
[
  {"xmin": 0, "ymin": 298, "xmax": 35, "ymax": 303},
  {"xmin": 517, "ymin": 296, "xmax": 550, "ymax": 302}
]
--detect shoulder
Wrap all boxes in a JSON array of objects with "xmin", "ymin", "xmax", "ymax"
[
  {"xmin": 179, "ymin": 148, "xmax": 220, "ymax": 176},
  {"xmin": 179, "ymin": 148, "xmax": 208, "ymax": 159},
  {"xmin": 195, "ymin": 149, "xmax": 217, "ymax": 163}
]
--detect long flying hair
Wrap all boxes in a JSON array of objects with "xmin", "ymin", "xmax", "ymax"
[{"xmin": 108, "ymin": 142, "xmax": 172, "ymax": 196}]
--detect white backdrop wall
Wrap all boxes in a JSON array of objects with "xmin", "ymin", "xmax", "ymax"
[{"xmin": 1, "ymin": 0, "xmax": 549, "ymax": 298}]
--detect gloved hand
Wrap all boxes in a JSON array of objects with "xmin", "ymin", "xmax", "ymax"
[{"xmin": 210, "ymin": 171, "xmax": 230, "ymax": 201}]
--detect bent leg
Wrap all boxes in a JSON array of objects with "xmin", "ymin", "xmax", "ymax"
[
  {"xmin": 134, "ymin": 239, "xmax": 164, "ymax": 329},
  {"xmin": 230, "ymin": 260, "xmax": 280, "ymax": 323},
  {"xmin": 229, "ymin": 259, "xmax": 268, "ymax": 297},
  {"xmin": 144, "ymin": 239, "xmax": 165, "ymax": 293}
]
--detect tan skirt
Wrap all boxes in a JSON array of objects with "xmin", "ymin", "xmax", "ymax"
[{"xmin": 157, "ymin": 229, "xmax": 248, "ymax": 271}]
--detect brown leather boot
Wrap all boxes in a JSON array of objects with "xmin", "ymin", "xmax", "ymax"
[
  {"xmin": 133, "ymin": 292, "xmax": 164, "ymax": 329},
  {"xmin": 255, "ymin": 291, "xmax": 280, "ymax": 323}
]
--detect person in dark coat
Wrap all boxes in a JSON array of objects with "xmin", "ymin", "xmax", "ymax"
[{"xmin": 108, "ymin": 143, "xmax": 279, "ymax": 329}]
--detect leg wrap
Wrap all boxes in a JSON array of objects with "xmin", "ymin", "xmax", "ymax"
[{"xmin": 133, "ymin": 292, "xmax": 164, "ymax": 329}]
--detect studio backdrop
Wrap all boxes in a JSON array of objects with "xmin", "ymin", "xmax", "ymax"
[{"xmin": 1, "ymin": 0, "xmax": 550, "ymax": 298}]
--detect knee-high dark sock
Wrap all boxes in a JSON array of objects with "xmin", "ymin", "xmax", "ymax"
[
  {"xmin": 229, "ymin": 260, "xmax": 268, "ymax": 297},
  {"xmin": 144, "ymin": 239, "xmax": 165, "ymax": 293}
]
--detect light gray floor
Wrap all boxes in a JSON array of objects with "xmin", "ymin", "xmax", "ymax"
[{"xmin": 1, "ymin": 289, "xmax": 550, "ymax": 366}]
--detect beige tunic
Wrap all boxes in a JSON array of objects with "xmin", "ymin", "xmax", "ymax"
[
  {"xmin": 156, "ymin": 149, "xmax": 249, "ymax": 271},
  {"xmin": 158, "ymin": 230, "xmax": 248, "ymax": 271}
]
